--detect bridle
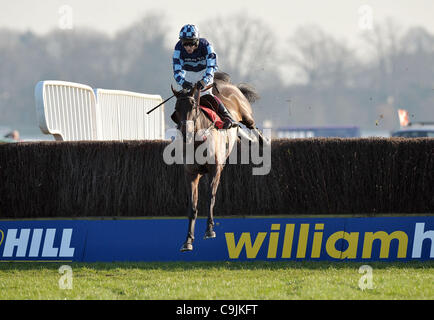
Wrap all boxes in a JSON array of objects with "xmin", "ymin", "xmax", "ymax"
[
  {"xmin": 176, "ymin": 89, "xmax": 202, "ymax": 130},
  {"xmin": 175, "ymin": 83, "xmax": 219, "ymax": 140}
]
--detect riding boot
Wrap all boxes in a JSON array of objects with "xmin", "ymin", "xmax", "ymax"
[{"xmin": 215, "ymin": 97, "xmax": 237, "ymax": 129}]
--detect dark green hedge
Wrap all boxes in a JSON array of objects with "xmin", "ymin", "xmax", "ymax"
[{"xmin": 0, "ymin": 138, "xmax": 432, "ymax": 218}]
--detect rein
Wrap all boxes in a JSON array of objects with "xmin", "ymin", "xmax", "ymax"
[
  {"xmin": 177, "ymin": 95, "xmax": 201, "ymax": 130},
  {"xmin": 177, "ymin": 83, "xmax": 223, "ymax": 140},
  {"xmin": 178, "ymin": 83, "xmax": 213, "ymax": 131}
]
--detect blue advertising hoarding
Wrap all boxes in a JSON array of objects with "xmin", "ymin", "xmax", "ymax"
[{"xmin": 0, "ymin": 216, "xmax": 432, "ymax": 262}]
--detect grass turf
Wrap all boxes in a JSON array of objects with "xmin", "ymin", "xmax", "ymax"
[{"xmin": 0, "ymin": 261, "xmax": 432, "ymax": 300}]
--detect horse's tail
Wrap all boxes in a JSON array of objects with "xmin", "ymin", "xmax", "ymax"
[{"xmin": 237, "ymin": 83, "xmax": 260, "ymax": 104}]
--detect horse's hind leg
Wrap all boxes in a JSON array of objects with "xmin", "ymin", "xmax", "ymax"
[
  {"xmin": 181, "ymin": 172, "xmax": 201, "ymax": 252},
  {"xmin": 204, "ymin": 166, "xmax": 222, "ymax": 239}
]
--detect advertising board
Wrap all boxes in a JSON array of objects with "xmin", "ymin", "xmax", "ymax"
[{"xmin": 0, "ymin": 217, "xmax": 432, "ymax": 262}]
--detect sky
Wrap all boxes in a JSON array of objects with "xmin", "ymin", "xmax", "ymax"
[{"xmin": 1, "ymin": 0, "xmax": 433, "ymax": 49}]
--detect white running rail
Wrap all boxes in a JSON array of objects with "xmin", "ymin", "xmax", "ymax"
[
  {"xmin": 35, "ymin": 81, "xmax": 165, "ymax": 141},
  {"xmin": 35, "ymin": 81, "xmax": 98, "ymax": 141},
  {"xmin": 94, "ymin": 89, "xmax": 164, "ymax": 140}
]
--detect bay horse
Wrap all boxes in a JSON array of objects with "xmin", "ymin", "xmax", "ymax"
[{"xmin": 170, "ymin": 72, "xmax": 261, "ymax": 252}]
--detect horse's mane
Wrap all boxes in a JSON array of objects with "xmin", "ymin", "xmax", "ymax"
[
  {"xmin": 214, "ymin": 72, "xmax": 260, "ymax": 104},
  {"xmin": 237, "ymin": 83, "xmax": 260, "ymax": 104},
  {"xmin": 214, "ymin": 72, "xmax": 232, "ymax": 83}
]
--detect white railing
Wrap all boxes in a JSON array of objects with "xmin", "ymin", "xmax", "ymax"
[
  {"xmin": 35, "ymin": 81, "xmax": 165, "ymax": 141},
  {"xmin": 94, "ymin": 89, "xmax": 164, "ymax": 140},
  {"xmin": 35, "ymin": 81, "xmax": 98, "ymax": 141}
]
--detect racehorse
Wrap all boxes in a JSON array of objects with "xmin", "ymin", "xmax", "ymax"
[{"xmin": 170, "ymin": 72, "xmax": 262, "ymax": 252}]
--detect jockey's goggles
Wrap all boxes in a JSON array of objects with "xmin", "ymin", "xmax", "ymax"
[{"xmin": 182, "ymin": 40, "xmax": 198, "ymax": 47}]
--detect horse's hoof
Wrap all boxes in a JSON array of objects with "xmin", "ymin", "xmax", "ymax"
[
  {"xmin": 204, "ymin": 230, "xmax": 216, "ymax": 239},
  {"xmin": 180, "ymin": 243, "xmax": 193, "ymax": 252}
]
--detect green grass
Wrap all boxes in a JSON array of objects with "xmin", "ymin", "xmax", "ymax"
[{"xmin": 0, "ymin": 261, "xmax": 432, "ymax": 300}]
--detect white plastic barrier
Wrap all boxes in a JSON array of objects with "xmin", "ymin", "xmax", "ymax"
[
  {"xmin": 35, "ymin": 81, "xmax": 165, "ymax": 141},
  {"xmin": 35, "ymin": 81, "xmax": 98, "ymax": 141},
  {"xmin": 94, "ymin": 89, "xmax": 164, "ymax": 140}
]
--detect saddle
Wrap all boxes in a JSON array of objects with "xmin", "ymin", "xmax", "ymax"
[
  {"xmin": 199, "ymin": 94, "xmax": 224, "ymax": 129},
  {"xmin": 170, "ymin": 94, "xmax": 226, "ymax": 129},
  {"xmin": 199, "ymin": 105, "xmax": 224, "ymax": 129}
]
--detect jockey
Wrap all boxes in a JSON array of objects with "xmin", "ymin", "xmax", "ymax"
[{"xmin": 172, "ymin": 24, "xmax": 236, "ymax": 129}]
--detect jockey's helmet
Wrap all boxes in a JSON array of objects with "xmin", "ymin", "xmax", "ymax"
[{"xmin": 179, "ymin": 24, "xmax": 199, "ymax": 42}]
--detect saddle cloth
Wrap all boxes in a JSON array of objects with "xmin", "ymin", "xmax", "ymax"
[{"xmin": 199, "ymin": 105, "xmax": 224, "ymax": 129}]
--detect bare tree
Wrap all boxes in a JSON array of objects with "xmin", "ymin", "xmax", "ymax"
[
  {"xmin": 111, "ymin": 13, "xmax": 172, "ymax": 94},
  {"xmin": 286, "ymin": 25, "xmax": 357, "ymax": 88},
  {"xmin": 360, "ymin": 18, "xmax": 404, "ymax": 95},
  {"xmin": 200, "ymin": 13, "xmax": 277, "ymax": 84},
  {"xmin": 44, "ymin": 29, "xmax": 113, "ymax": 87},
  {"xmin": 359, "ymin": 19, "xmax": 434, "ymax": 126}
]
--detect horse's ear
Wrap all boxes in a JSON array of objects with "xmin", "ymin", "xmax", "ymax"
[
  {"xmin": 171, "ymin": 84, "xmax": 180, "ymax": 97},
  {"xmin": 190, "ymin": 85, "xmax": 197, "ymax": 97}
]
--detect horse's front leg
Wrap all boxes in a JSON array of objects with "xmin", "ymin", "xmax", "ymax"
[
  {"xmin": 180, "ymin": 172, "xmax": 201, "ymax": 252},
  {"xmin": 204, "ymin": 165, "xmax": 222, "ymax": 239}
]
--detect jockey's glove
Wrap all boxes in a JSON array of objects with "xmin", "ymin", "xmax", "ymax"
[
  {"xmin": 182, "ymin": 81, "xmax": 193, "ymax": 90},
  {"xmin": 196, "ymin": 80, "xmax": 205, "ymax": 90}
]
